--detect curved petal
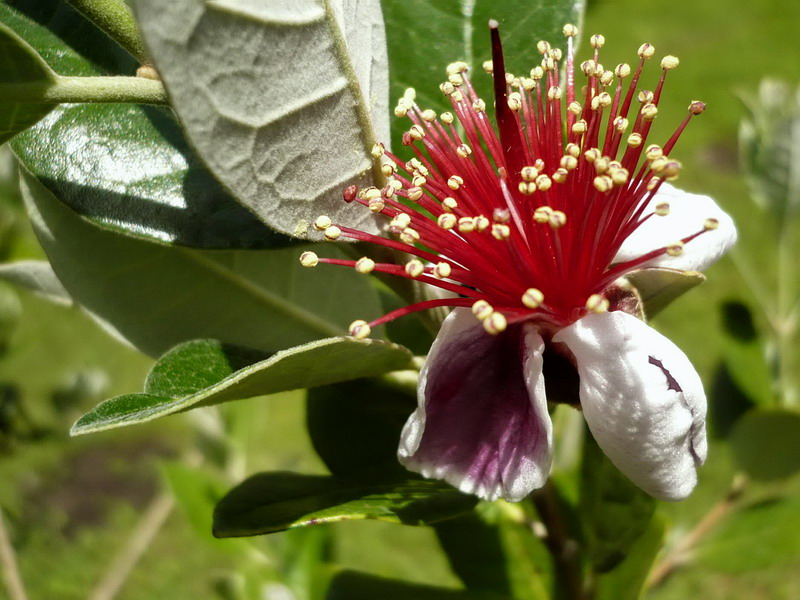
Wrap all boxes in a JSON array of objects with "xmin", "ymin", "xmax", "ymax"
[
  {"xmin": 615, "ymin": 183, "xmax": 737, "ymax": 272},
  {"xmin": 399, "ymin": 308, "xmax": 553, "ymax": 502},
  {"xmin": 553, "ymin": 312, "xmax": 707, "ymax": 501}
]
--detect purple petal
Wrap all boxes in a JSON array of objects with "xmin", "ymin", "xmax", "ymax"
[
  {"xmin": 399, "ymin": 308, "xmax": 553, "ymax": 502},
  {"xmin": 553, "ymin": 312, "xmax": 707, "ymax": 501}
]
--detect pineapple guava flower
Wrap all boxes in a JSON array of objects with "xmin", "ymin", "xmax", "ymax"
[{"xmin": 301, "ymin": 23, "xmax": 736, "ymax": 502}]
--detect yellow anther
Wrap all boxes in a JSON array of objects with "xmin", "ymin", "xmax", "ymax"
[
  {"xmin": 660, "ymin": 160, "xmax": 682, "ymax": 180},
  {"xmin": 661, "ymin": 55, "xmax": 680, "ymax": 70},
  {"xmin": 704, "ymin": 217, "xmax": 720, "ymax": 230},
  {"xmin": 458, "ymin": 217, "xmax": 476, "ymax": 233},
  {"xmin": 541, "ymin": 56, "xmax": 555, "ymax": 71},
  {"xmin": 647, "ymin": 176, "xmax": 660, "ymax": 191},
  {"xmin": 475, "ymin": 215, "xmax": 490, "ymax": 232},
  {"xmin": 448, "ymin": 72, "xmax": 464, "ymax": 86},
  {"xmin": 568, "ymin": 101, "xmax": 582, "ymax": 116},
  {"xmin": 403, "ymin": 88, "xmax": 416, "ymax": 102},
  {"xmin": 371, "ymin": 143, "xmax": 385, "ymax": 158},
  {"xmin": 394, "ymin": 103, "xmax": 409, "ymax": 118},
  {"xmin": 565, "ymin": 142, "xmax": 581, "ymax": 158},
  {"xmin": 637, "ymin": 90, "xmax": 654, "ymax": 104},
  {"xmin": 549, "ymin": 210, "xmax": 567, "ymax": 229},
  {"xmin": 440, "ymin": 81, "xmax": 455, "ymax": 96},
  {"xmin": 655, "ymin": 202, "xmax": 670, "ymax": 216},
  {"xmin": 405, "ymin": 260, "xmax": 425, "ymax": 277},
  {"xmin": 590, "ymin": 33, "xmax": 605, "ymax": 48},
  {"xmin": 552, "ymin": 168, "xmax": 569, "ymax": 183},
  {"xmin": 482, "ymin": 60, "xmax": 494, "ymax": 73},
  {"xmin": 349, "ymin": 320, "xmax": 371, "ymax": 339},
  {"xmin": 534, "ymin": 206, "xmax": 553, "ymax": 223},
  {"xmin": 530, "ymin": 66, "xmax": 544, "ymax": 80},
  {"xmin": 412, "ymin": 174, "xmax": 427, "ymax": 187},
  {"xmin": 382, "ymin": 184, "xmax": 396, "ymax": 199},
  {"xmin": 433, "ymin": 262, "xmax": 452, "ymax": 279},
  {"xmin": 368, "ymin": 198, "xmax": 385, "ymax": 213},
  {"xmin": 666, "ymin": 241, "xmax": 685, "ymax": 256},
  {"xmin": 586, "ymin": 294, "xmax": 609, "ymax": 313},
  {"xmin": 600, "ymin": 70, "xmax": 614, "ymax": 86},
  {"xmin": 483, "ymin": 311, "xmax": 507, "ymax": 335},
  {"xmin": 451, "ymin": 89, "xmax": 464, "ymax": 103},
  {"xmin": 615, "ymin": 63, "xmax": 631, "ymax": 78},
  {"xmin": 689, "ymin": 101, "xmax": 706, "ymax": 115},
  {"xmin": 596, "ymin": 92, "xmax": 612, "ymax": 108},
  {"xmin": 521, "ymin": 78, "xmax": 536, "ymax": 92},
  {"xmin": 324, "ymin": 225, "xmax": 341, "ymax": 241},
  {"xmin": 448, "ymin": 175, "xmax": 464, "ymax": 190},
  {"xmin": 548, "ymin": 86, "xmax": 563, "ymax": 100},
  {"xmin": 536, "ymin": 174, "xmax": 553, "ymax": 191},
  {"xmin": 472, "ymin": 99, "xmax": 486, "ymax": 113},
  {"xmin": 457, "ymin": 144, "xmax": 472, "ymax": 158},
  {"xmin": 407, "ymin": 187, "xmax": 424, "ymax": 202},
  {"xmin": 409, "ymin": 124, "xmax": 425, "ymax": 140},
  {"xmin": 355, "ymin": 257, "xmax": 375, "ymax": 274},
  {"xmin": 443, "ymin": 197, "xmax": 458, "ymax": 212},
  {"xmin": 492, "ymin": 223, "xmax": 511, "ymax": 240},
  {"xmin": 594, "ymin": 175, "xmax": 614, "ymax": 192},
  {"xmin": 522, "ymin": 288, "xmax": 544, "ymax": 309},
  {"xmin": 550, "ymin": 48, "xmax": 563, "ymax": 61},
  {"xmin": 519, "ymin": 181, "xmax": 536, "ymax": 195},
  {"xmin": 613, "ymin": 117, "xmax": 629, "ymax": 133},
  {"xmin": 472, "ymin": 300, "xmax": 494, "ymax": 320},
  {"xmin": 521, "ymin": 166, "xmax": 540, "ymax": 182},
  {"xmin": 534, "ymin": 158, "xmax": 545, "ymax": 171},
  {"xmin": 391, "ymin": 213, "xmax": 411, "ymax": 229},
  {"xmin": 441, "ymin": 111, "xmax": 455, "ymax": 124},
  {"xmin": 610, "ymin": 168, "xmax": 629, "ymax": 186},
  {"xmin": 437, "ymin": 213, "xmax": 457, "ymax": 230},
  {"xmin": 572, "ymin": 120, "xmax": 588, "ymax": 135},
  {"xmin": 641, "ymin": 103, "xmax": 658, "ymax": 121},
  {"xmin": 580, "ymin": 60, "xmax": 595, "ymax": 76},
  {"xmin": 537, "ymin": 40, "xmax": 551, "ymax": 54},
  {"xmin": 505, "ymin": 73, "xmax": 516, "ymax": 85},
  {"xmin": 390, "ymin": 179, "xmax": 403, "ymax": 191},
  {"xmin": 560, "ymin": 155, "xmax": 578, "ymax": 171},
  {"xmin": 638, "ymin": 43, "xmax": 655, "ymax": 59},
  {"xmin": 381, "ymin": 163, "xmax": 395, "ymax": 177},
  {"xmin": 645, "ymin": 144, "xmax": 663, "ymax": 160},
  {"xmin": 421, "ymin": 109, "xmax": 437, "ymax": 122},
  {"xmin": 508, "ymin": 92, "xmax": 523, "ymax": 111},
  {"xmin": 400, "ymin": 227, "xmax": 420, "ymax": 244},
  {"xmin": 362, "ymin": 187, "xmax": 381, "ymax": 200},
  {"xmin": 493, "ymin": 208, "xmax": 511, "ymax": 224},
  {"xmin": 446, "ymin": 61, "xmax": 469, "ymax": 75},
  {"xmin": 313, "ymin": 215, "xmax": 332, "ymax": 231},
  {"xmin": 627, "ymin": 132, "xmax": 643, "ymax": 148},
  {"xmin": 299, "ymin": 251, "xmax": 319, "ymax": 268},
  {"xmin": 563, "ymin": 24, "xmax": 578, "ymax": 37},
  {"xmin": 584, "ymin": 147, "xmax": 601, "ymax": 163},
  {"xmin": 594, "ymin": 156, "xmax": 610, "ymax": 174}
]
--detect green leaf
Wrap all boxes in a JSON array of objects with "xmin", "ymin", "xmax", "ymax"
[
  {"xmin": 382, "ymin": 0, "xmax": 586, "ymax": 150},
  {"xmin": 20, "ymin": 170, "xmax": 384, "ymax": 357},
  {"xmin": 306, "ymin": 378, "xmax": 415, "ymax": 480},
  {"xmin": 212, "ymin": 472, "xmax": 478, "ymax": 537},
  {"xmin": 326, "ymin": 571, "xmax": 484, "ymax": 600},
  {"xmin": 625, "ymin": 268, "xmax": 705, "ymax": 320},
  {"xmin": 593, "ymin": 513, "xmax": 665, "ymax": 600},
  {"xmin": 580, "ymin": 430, "xmax": 656, "ymax": 573},
  {"xmin": 72, "ymin": 337, "xmax": 413, "ymax": 435},
  {"xmin": 696, "ymin": 497, "xmax": 800, "ymax": 572},
  {"xmin": 1, "ymin": 3, "xmax": 282, "ymax": 249},
  {"xmin": 729, "ymin": 409, "xmax": 800, "ymax": 480},
  {"xmin": 0, "ymin": 260, "xmax": 70, "ymax": 305},
  {"xmin": 0, "ymin": 21, "xmax": 57, "ymax": 144},
  {"xmin": 132, "ymin": 0, "xmax": 389, "ymax": 238}
]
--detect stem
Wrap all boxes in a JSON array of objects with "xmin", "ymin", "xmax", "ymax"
[
  {"xmin": 88, "ymin": 492, "xmax": 175, "ymax": 600},
  {"xmin": 0, "ymin": 76, "xmax": 168, "ymax": 105},
  {"xmin": 67, "ymin": 0, "xmax": 148, "ymax": 64},
  {"xmin": 646, "ymin": 476, "xmax": 746, "ymax": 589},
  {"xmin": 0, "ymin": 509, "xmax": 28, "ymax": 600},
  {"xmin": 531, "ymin": 483, "xmax": 585, "ymax": 600}
]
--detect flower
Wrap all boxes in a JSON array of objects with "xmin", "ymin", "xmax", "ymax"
[{"xmin": 301, "ymin": 23, "xmax": 736, "ymax": 502}]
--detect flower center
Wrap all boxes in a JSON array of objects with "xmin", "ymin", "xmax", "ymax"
[{"xmin": 301, "ymin": 23, "xmax": 717, "ymax": 338}]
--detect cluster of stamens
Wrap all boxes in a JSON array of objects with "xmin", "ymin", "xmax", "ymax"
[{"xmin": 301, "ymin": 23, "xmax": 718, "ymax": 339}]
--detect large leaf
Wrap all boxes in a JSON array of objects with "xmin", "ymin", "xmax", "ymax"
[
  {"xmin": 729, "ymin": 409, "xmax": 800, "ymax": 480},
  {"xmin": 213, "ymin": 472, "xmax": 478, "ymax": 537},
  {"xmin": 0, "ymin": 22, "xmax": 56, "ymax": 144},
  {"xmin": 580, "ymin": 430, "xmax": 656, "ymax": 573},
  {"xmin": 72, "ymin": 337, "xmax": 413, "ymax": 435},
  {"xmin": 0, "ymin": 259, "xmax": 70, "ymax": 305},
  {"xmin": 625, "ymin": 268, "xmax": 705, "ymax": 320},
  {"xmin": 326, "ymin": 571, "xmax": 484, "ymax": 600},
  {"xmin": 0, "ymin": 4, "xmax": 282, "ymax": 248},
  {"xmin": 382, "ymin": 0, "xmax": 585, "ymax": 149},
  {"xmin": 21, "ymin": 170, "xmax": 383, "ymax": 357},
  {"xmin": 132, "ymin": 0, "xmax": 390, "ymax": 238}
]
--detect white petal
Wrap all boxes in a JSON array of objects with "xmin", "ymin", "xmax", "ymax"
[
  {"xmin": 614, "ymin": 182, "xmax": 737, "ymax": 272},
  {"xmin": 553, "ymin": 312, "xmax": 707, "ymax": 501},
  {"xmin": 399, "ymin": 308, "xmax": 553, "ymax": 502}
]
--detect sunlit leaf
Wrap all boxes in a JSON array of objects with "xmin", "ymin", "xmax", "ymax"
[
  {"xmin": 625, "ymin": 268, "xmax": 705, "ymax": 320},
  {"xmin": 213, "ymin": 472, "xmax": 477, "ymax": 537},
  {"xmin": 72, "ymin": 337, "xmax": 413, "ymax": 435},
  {"xmin": 132, "ymin": 0, "xmax": 390, "ymax": 238}
]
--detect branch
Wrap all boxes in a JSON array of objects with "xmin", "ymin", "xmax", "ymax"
[
  {"xmin": 0, "ymin": 76, "xmax": 168, "ymax": 105},
  {"xmin": 0, "ymin": 509, "xmax": 28, "ymax": 600},
  {"xmin": 67, "ymin": 0, "xmax": 148, "ymax": 64}
]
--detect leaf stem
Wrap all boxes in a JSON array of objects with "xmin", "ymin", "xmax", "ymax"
[
  {"xmin": 0, "ymin": 76, "xmax": 168, "ymax": 105},
  {"xmin": 646, "ymin": 475, "xmax": 746, "ymax": 589},
  {"xmin": 66, "ymin": 0, "xmax": 148, "ymax": 64},
  {"xmin": 0, "ymin": 509, "xmax": 28, "ymax": 600},
  {"xmin": 531, "ymin": 483, "xmax": 585, "ymax": 600}
]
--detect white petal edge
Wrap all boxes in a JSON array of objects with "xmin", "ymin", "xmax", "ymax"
[
  {"xmin": 398, "ymin": 308, "xmax": 553, "ymax": 502},
  {"xmin": 614, "ymin": 182, "xmax": 737, "ymax": 272},
  {"xmin": 553, "ymin": 311, "xmax": 707, "ymax": 501}
]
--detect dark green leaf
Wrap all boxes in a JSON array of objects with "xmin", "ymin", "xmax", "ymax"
[
  {"xmin": 708, "ymin": 363, "xmax": 757, "ymax": 439},
  {"xmin": 306, "ymin": 378, "xmax": 415, "ymax": 480},
  {"xmin": 21, "ymin": 171, "xmax": 383, "ymax": 357},
  {"xmin": 625, "ymin": 268, "xmax": 705, "ymax": 320},
  {"xmin": 1, "ymin": 3, "xmax": 282, "ymax": 248},
  {"xmin": 326, "ymin": 571, "xmax": 486, "ymax": 600},
  {"xmin": 593, "ymin": 513, "xmax": 665, "ymax": 600},
  {"xmin": 72, "ymin": 337, "xmax": 413, "ymax": 435},
  {"xmin": 213, "ymin": 472, "xmax": 478, "ymax": 537},
  {"xmin": 729, "ymin": 409, "xmax": 800, "ymax": 480},
  {"xmin": 0, "ymin": 21, "xmax": 56, "ymax": 144},
  {"xmin": 696, "ymin": 497, "xmax": 800, "ymax": 572},
  {"xmin": 580, "ymin": 430, "xmax": 656, "ymax": 573}
]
